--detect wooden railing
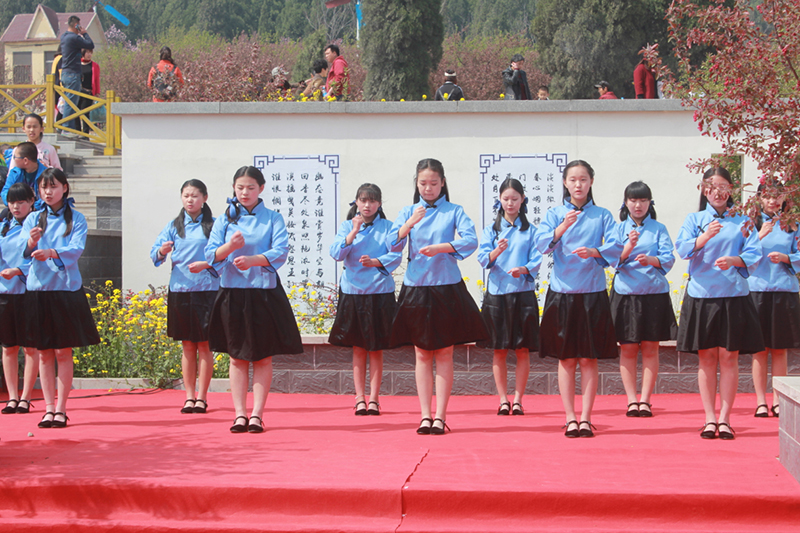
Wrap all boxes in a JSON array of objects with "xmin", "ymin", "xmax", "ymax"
[{"xmin": 0, "ymin": 74, "xmax": 121, "ymax": 155}]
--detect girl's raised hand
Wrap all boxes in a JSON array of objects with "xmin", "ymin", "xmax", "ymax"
[
  {"xmin": 359, "ymin": 255, "xmax": 383, "ymax": 268},
  {"xmin": 407, "ymin": 206, "xmax": 426, "ymax": 228},
  {"xmin": 230, "ymin": 230, "xmax": 245, "ymax": 250},
  {"xmin": 572, "ymin": 246, "xmax": 599, "ymax": 259},
  {"xmin": 188, "ymin": 261, "xmax": 210, "ymax": 273},
  {"xmin": 507, "ymin": 266, "xmax": 529, "ymax": 278},
  {"xmin": 561, "ymin": 209, "xmax": 579, "ymax": 231},
  {"xmin": 494, "ymin": 238, "xmax": 509, "ymax": 255},
  {"xmin": 233, "ymin": 255, "xmax": 255, "ymax": 270},
  {"xmin": 351, "ymin": 213, "xmax": 364, "ymax": 231},
  {"xmin": 627, "ymin": 230, "xmax": 639, "ymax": 247},
  {"xmin": 759, "ymin": 220, "xmax": 774, "ymax": 240},
  {"xmin": 768, "ymin": 251, "xmax": 788, "ymax": 264},
  {"xmin": 160, "ymin": 240, "xmax": 174, "ymax": 257},
  {"xmin": 31, "ymin": 248, "xmax": 56, "ymax": 262},
  {"xmin": 704, "ymin": 220, "xmax": 722, "ymax": 239},
  {"xmin": 714, "ymin": 256, "xmax": 736, "ymax": 270},
  {"xmin": 28, "ymin": 226, "xmax": 43, "ymax": 246},
  {"xmin": 635, "ymin": 254, "xmax": 654, "ymax": 266}
]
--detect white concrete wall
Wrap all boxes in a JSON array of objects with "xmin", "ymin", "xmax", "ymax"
[{"xmin": 114, "ymin": 100, "xmax": 732, "ymax": 296}]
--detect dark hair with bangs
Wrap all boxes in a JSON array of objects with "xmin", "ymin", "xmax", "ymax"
[
  {"xmin": 227, "ymin": 166, "xmax": 266, "ymax": 223},
  {"xmin": 2, "ymin": 183, "xmax": 35, "ymax": 237},
  {"xmin": 36, "ymin": 168, "xmax": 73, "ymax": 237},
  {"xmin": 493, "ymin": 178, "xmax": 530, "ymax": 234},
  {"xmin": 561, "ymin": 160, "xmax": 595, "ymax": 204},
  {"xmin": 413, "ymin": 158, "xmax": 450, "ymax": 203},
  {"xmin": 347, "ymin": 183, "xmax": 385, "ymax": 220},
  {"xmin": 619, "ymin": 181, "xmax": 657, "ymax": 221},
  {"xmin": 173, "ymin": 179, "xmax": 213, "ymax": 239},
  {"xmin": 699, "ymin": 167, "xmax": 734, "ymax": 211},
  {"xmin": 755, "ymin": 180, "xmax": 792, "ymax": 232}
]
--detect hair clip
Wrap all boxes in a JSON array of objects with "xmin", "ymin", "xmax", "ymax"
[
  {"xmin": 349, "ymin": 201, "xmax": 356, "ymax": 207},
  {"xmin": 650, "ymin": 200, "xmax": 655, "ymax": 206},
  {"xmin": 493, "ymin": 199, "xmax": 502, "ymax": 212}
]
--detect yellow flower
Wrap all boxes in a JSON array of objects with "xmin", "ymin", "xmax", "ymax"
[
  {"xmin": 88, "ymin": 368, "xmax": 95, "ymax": 373},
  {"xmin": 381, "ymin": 99, "xmax": 386, "ymax": 102},
  {"xmin": 463, "ymin": 276, "xmax": 470, "ymax": 282},
  {"xmin": 400, "ymin": 99, "xmax": 405, "ymax": 102},
  {"xmin": 85, "ymin": 293, "xmax": 91, "ymax": 298},
  {"xmin": 500, "ymin": 94, "xmax": 505, "ymax": 99},
  {"xmin": 422, "ymin": 94, "xmax": 427, "ymax": 100},
  {"xmin": 73, "ymin": 357, "xmax": 79, "ymax": 364},
  {"xmin": 682, "ymin": 273, "xmax": 689, "ymax": 278},
  {"xmin": 673, "ymin": 289, "xmax": 679, "ymax": 294},
  {"xmin": 680, "ymin": 285, "xmax": 685, "ymax": 289},
  {"xmin": 460, "ymin": 98, "xmax": 464, "ymax": 101},
  {"xmin": 476, "ymin": 280, "xmax": 484, "ymax": 287},
  {"xmin": 105, "ymin": 280, "xmax": 113, "ymax": 287},
  {"xmin": 443, "ymin": 93, "xmax": 449, "ymax": 99}
]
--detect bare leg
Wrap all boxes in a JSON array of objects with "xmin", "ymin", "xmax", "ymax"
[
  {"xmin": 196, "ymin": 341, "xmax": 214, "ymax": 402},
  {"xmin": 181, "ymin": 341, "xmax": 198, "ymax": 401},
  {"xmin": 229, "ymin": 357, "xmax": 250, "ymax": 419},
  {"xmin": 52, "ymin": 349, "xmax": 73, "ymax": 424},
  {"xmin": 492, "ymin": 349, "xmax": 509, "ymax": 406},
  {"xmin": 353, "ymin": 347, "xmax": 367, "ymax": 401},
  {"xmin": 752, "ymin": 350, "xmax": 769, "ymax": 410},
  {"xmin": 771, "ymin": 349, "xmax": 788, "ymax": 412},
  {"xmin": 513, "ymin": 348, "xmax": 530, "ymax": 405},
  {"xmin": 558, "ymin": 358, "xmax": 578, "ymax": 423},
  {"xmin": 718, "ymin": 348, "xmax": 739, "ymax": 426},
  {"xmin": 433, "ymin": 347, "xmax": 454, "ymax": 420},
  {"xmin": 20, "ymin": 348, "xmax": 39, "ymax": 402},
  {"xmin": 619, "ymin": 343, "xmax": 640, "ymax": 406},
  {"xmin": 639, "ymin": 341, "xmax": 659, "ymax": 405},
  {"xmin": 2, "ymin": 346, "xmax": 19, "ymax": 400},
  {"xmin": 578, "ymin": 358, "xmax": 598, "ymax": 423},
  {"xmin": 250, "ymin": 357, "xmax": 272, "ymax": 419},
  {"xmin": 415, "ymin": 347, "xmax": 434, "ymax": 420},
  {"xmin": 367, "ymin": 350, "xmax": 383, "ymax": 404},
  {"xmin": 698, "ymin": 348, "xmax": 719, "ymax": 424},
  {"xmin": 38, "ymin": 349, "xmax": 56, "ymax": 418}
]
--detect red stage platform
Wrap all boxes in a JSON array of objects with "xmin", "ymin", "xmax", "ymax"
[{"xmin": 0, "ymin": 391, "xmax": 798, "ymax": 532}]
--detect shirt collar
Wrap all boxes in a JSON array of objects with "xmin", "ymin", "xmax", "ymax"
[
  {"xmin": 503, "ymin": 216, "xmax": 522, "ymax": 229},
  {"xmin": 46, "ymin": 197, "xmax": 74, "ymax": 217},
  {"xmin": 629, "ymin": 213, "xmax": 652, "ymax": 228},
  {"xmin": 704, "ymin": 202, "xmax": 729, "ymax": 219},
  {"xmin": 184, "ymin": 211, "xmax": 204, "ymax": 224},
  {"xmin": 418, "ymin": 196, "xmax": 446, "ymax": 210},
  {"xmin": 565, "ymin": 197, "xmax": 594, "ymax": 211}
]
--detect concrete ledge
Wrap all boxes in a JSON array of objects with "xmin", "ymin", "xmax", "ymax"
[
  {"xmin": 774, "ymin": 376, "xmax": 800, "ymax": 485},
  {"xmin": 114, "ymin": 99, "xmax": 687, "ymax": 116}
]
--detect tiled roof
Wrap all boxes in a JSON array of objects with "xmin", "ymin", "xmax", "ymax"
[{"xmin": 1, "ymin": 4, "xmax": 95, "ymax": 43}]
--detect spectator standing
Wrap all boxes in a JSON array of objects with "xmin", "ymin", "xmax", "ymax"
[
  {"xmin": 595, "ymin": 81, "xmax": 618, "ymax": 100},
  {"xmin": 147, "ymin": 47, "xmax": 185, "ymax": 102},
  {"xmin": 79, "ymin": 49, "xmax": 101, "ymax": 133},
  {"xmin": 60, "ymin": 16, "xmax": 94, "ymax": 132},
  {"xmin": 537, "ymin": 86, "xmax": 550, "ymax": 100},
  {"xmin": 324, "ymin": 45, "xmax": 349, "ymax": 101},
  {"xmin": 434, "ymin": 70, "xmax": 464, "ymax": 101},
  {"xmin": 634, "ymin": 59, "xmax": 657, "ymax": 99},
  {"xmin": 501, "ymin": 54, "xmax": 531, "ymax": 100}
]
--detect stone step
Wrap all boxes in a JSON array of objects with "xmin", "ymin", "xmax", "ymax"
[{"xmin": 71, "ymin": 165, "xmax": 123, "ymax": 176}]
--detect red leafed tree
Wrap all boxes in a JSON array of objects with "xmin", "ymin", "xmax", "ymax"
[{"xmin": 652, "ymin": 0, "xmax": 800, "ymax": 207}]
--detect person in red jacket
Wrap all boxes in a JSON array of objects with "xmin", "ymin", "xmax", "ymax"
[
  {"xmin": 79, "ymin": 49, "xmax": 101, "ymax": 133},
  {"xmin": 324, "ymin": 44, "xmax": 349, "ymax": 101},
  {"xmin": 147, "ymin": 47, "xmax": 185, "ymax": 102},
  {"xmin": 633, "ymin": 59, "xmax": 657, "ymax": 99},
  {"xmin": 595, "ymin": 81, "xmax": 618, "ymax": 100}
]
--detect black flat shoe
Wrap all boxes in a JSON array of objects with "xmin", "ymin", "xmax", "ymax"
[
  {"xmin": 51, "ymin": 412, "xmax": 69, "ymax": 428},
  {"xmin": 180, "ymin": 399, "xmax": 196, "ymax": 414},
  {"xmin": 497, "ymin": 401, "xmax": 511, "ymax": 416},
  {"xmin": 16, "ymin": 399, "xmax": 31, "ymax": 414},
  {"xmin": 2, "ymin": 399, "xmax": 18, "ymax": 414},
  {"xmin": 638, "ymin": 402, "xmax": 653, "ymax": 418},
  {"xmin": 579, "ymin": 421, "xmax": 596, "ymax": 438},
  {"xmin": 754, "ymin": 404, "xmax": 769, "ymax": 418},
  {"xmin": 512, "ymin": 402, "xmax": 524, "ymax": 416},
  {"xmin": 38, "ymin": 412, "xmax": 54, "ymax": 428},
  {"xmin": 430, "ymin": 418, "xmax": 450, "ymax": 435},
  {"xmin": 193, "ymin": 399, "xmax": 208, "ymax": 414},
  {"xmin": 230, "ymin": 416, "xmax": 248, "ymax": 433},
  {"xmin": 771, "ymin": 405, "xmax": 780, "ymax": 418},
  {"xmin": 416, "ymin": 417, "xmax": 433, "ymax": 435},
  {"xmin": 367, "ymin": 401, "xmax": 380, "ymax": 415},
  {"xmin": 247, "ymin": 416, "xmax": 264, "ymax": 433},
  {"xmin": 717, "ymin": 422, "xmax": 735, "ymax": 440},
  {"xmin": 354, "ymin": 399, "xmax": 368, "ymax": 416},
  {"xmin": 626, "ymin": 402, "xmax": 640, "ymax": 417},
  {"xmin": 700, "ymin": 422, "xmax": 717, "ymax": 439},
  {"xmin": 563, "ymin": 420, "xmax": 580, "ymax": 438}
]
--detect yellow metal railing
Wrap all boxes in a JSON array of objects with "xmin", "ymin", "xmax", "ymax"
[{"xmin": 0, "ymin": 74, "xmax": 119, "ymax": 155}]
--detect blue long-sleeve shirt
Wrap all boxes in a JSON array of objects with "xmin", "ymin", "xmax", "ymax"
[
  {"xmin": 610, "ymin": 215, "xmax": 675, "ymax": 295},
  {"xmin": 2, "ymin": 163, "xmax": 45, "ymax": 208},
  {"xmin": 747, "ymin": 212, "xmax": 800, "ymax": 293},
  {"xmin": 534, "ymin": 199, "xmax": 621, "ymax": 294},
  {"xmin": 330, "ymin": 217, "xmax": 401, "ymax": 295},
  {"xmin": 151, "ymin": 213, "xmax": 220, "ymax": 293},
  {"xmin": 21, "ymin": 200, "xmax": 87, "ymax": 292},
  {"xmin": 477, "ymin": 217, "xmax": 542, "ymax": 295},
  {"xmin": 675, "ymin": 203, "xmax": 762, "ymax": 298},
  {"xmin": 388, "ymin": 196, "xmax": 478, "ymax": 287},
  {"xmin": 204, "ymin": 200, "xmax": 288, "ymax": 289},
  {"xmin": 0, "ymin": 218, "xmax": 31, "ymax": 294}
]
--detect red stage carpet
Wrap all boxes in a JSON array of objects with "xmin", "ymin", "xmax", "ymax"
[{"xmin": 0, "ymin": 391, "xmax": 798, "ymax": 532}]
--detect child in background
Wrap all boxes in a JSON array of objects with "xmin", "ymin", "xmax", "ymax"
[{"xmin": 8, "ymin": 114, "xmax": 61, "ymax": 171}]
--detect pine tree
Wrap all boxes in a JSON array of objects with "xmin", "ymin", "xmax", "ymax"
[{"xmin": 361, "ymin": 0, "xmax": 444, "ymax": 101}]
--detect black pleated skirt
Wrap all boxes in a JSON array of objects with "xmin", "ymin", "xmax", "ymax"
[
  {"xmin": 25, "ymin": 289, "xmax": 100, "ymax": 350},
  {"xmin": 609, "ymin": 290, "xmax": 678, "ymax": 344},
  {"xmin": 328, "ymin": 292, "xmax": 396, "ymax": 351},
  {"xmin": 0, "ymin": 293, "xmax": 27, "ymax": 348},
  {"xmin": 477, "ymin": 290, "xmax": 539, "ymax": 351},
  {"xmin": 677, "ymin": 294, "xmax": 765, "ymax": 355},
  {"xmin": 208, "ymin": 286, "xmax": 304, "ymax": 361},
  {"xmin": 539, "ymin": 289, "xmax": 618, "ymax": 360},
  {"xmin": 167, "ymin": 290, "xmax": 217, "ymax": 343},
  {"xmin": 750, "ymin": 291, "xmax": 800, "ymax": 350},
  {"xmin": 389, "ymin": 281, "xmax": 487, "ymax": 351}
]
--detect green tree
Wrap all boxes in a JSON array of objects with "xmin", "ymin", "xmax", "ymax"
[
  {"xmin": 471, "ymin": 0, "xmax": 536, "ymax": 37},
  {"xmin": 275, "ymin": 0, "xmax": 313, "ymax": 40},
  {"xmin": 258, "ymin": 0, "xmax": 283, "ymax": 37},
  {"xmin": 291, "ymin": 26, "xmax": 327, "ymax": 83},
  {"xmin": 361, "ymin": 0, "xmax": 444, "ymax": 101},
  {"xmin": 532, "ymin": 0, "xmax": 670, "ymax": 99}
]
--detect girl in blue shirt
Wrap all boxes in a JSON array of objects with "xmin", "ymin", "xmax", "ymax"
[
  {"xmin": 534, "ymin": 160, "xmax": 620, "ymax": 438},
  {"xmin": 0, "ymin": 184, "xmax": 38, "ymax": 415},
  {"xmin": 609, "ymin": 181, "xmax": 677, "ymax": 418},
  {"xmin": 675, "ymin": 167, "xmax": 764, "ymax": 440},
  {"xmin": 205, "ymin": 166, "xmax": 303, "ymax": 434},
  {"xmin": 476, "ymin": 178, "xmax": 541, "ymax": 416},
  {"xmin": 329, "ymin": 184, "xmax": 402, "ymax": 416},
  {"xmin": 23, "ymin": 169, "xmax": 100, "ymax": 429},
  {"xmin": 152, "ymin": 179, "xmax": 219, "ymax": 415},
  {"xmin": 389, "ymin": 158, "xmax": 486, "ymax": 435},
  {"xmin": 748, "ymin": 181, "xmax": 800, "ymax": 418}
]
